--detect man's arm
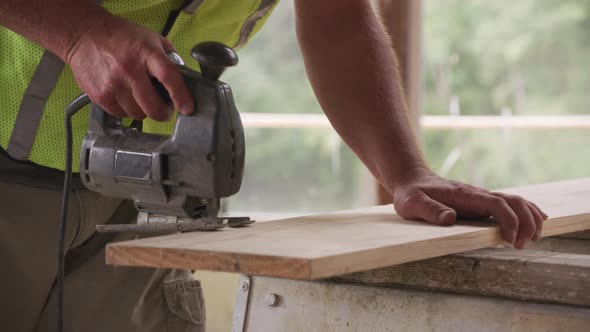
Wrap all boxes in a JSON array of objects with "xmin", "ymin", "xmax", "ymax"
[
  {"xmin": 0, "ymin": 0, "xmax": 193, "ymax": 120},
  {"xmin": 294, "ymin": 0, "xmax": 547, "ymax": 248}
]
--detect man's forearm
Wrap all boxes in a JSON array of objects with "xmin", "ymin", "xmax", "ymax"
[
  {"xmin": 295, "ymin": 0, "xmax": 426, "ymax": 191},
  {"xmin": 0, "ymin": 0, "xmax": 106, "ymax": 61}
]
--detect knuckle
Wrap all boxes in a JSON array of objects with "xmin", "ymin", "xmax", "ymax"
[
  {"xmin": 424, "ymin": 200, "xmax": 443, "ymax": 214},
  {"xmin": 395, "ymin": 191, "xmax": 422, "ymax": 216},
  {"xmin": 114, "ymin": 59, "xmax": 137, "ymax": 78},
  {"xmin": 102, "ymin": 76, "xmax": 121, "ymax": 93},
  {"xmin": 502, "ymin": 217, "xmax": 518, "ymax": 229},
  {"xmin": 507, "ymin": 211, "xmax": 520, "ymax": 225},
  {"xmin": 512, "ymin": 194, "xmax": 525, "ymax": 201},
  {"xmin": 506, "ymin": 194, "xmax": 525, "ymax": 206},
  {"xmin": 448, "ymin": 179, "xmax": 463, "ymax": 188},
  {"xmin": 403, "ymin": 192, "xmax": 423, "ymax": 207},
  {"xmin": 455, "ymin": 186, "xmax": 472, "ymax": 196},
  {"xmin": 137, "ymin": 41, "xmax": 160, "ymax": 57},
  {"xmin": 476, "ymin": 187, "xmax": 491, "ymax": 194},
  {"xmin": 109, "ymin": 62, "xmax": 126, "ymax": 78},
  {"xmin": 519, "ymin": 225, "xmax": 537, "ymax": 240},
  {"xmin": 501, "ymin": 211, "xmax": 519, "ymax": 229},
  {"xmin": 516, "ymin": 201, "xmax": 530, "ymax": 212},
  {"xmin": 520, "ymin": 216, "xmax": 537, "ymax": 232},
  {"xmin": 158, "ymin": 67, "xmax": 181, "ymax": 85},
  {"xmin": 463, "ymin": 183, "xmax": 480, "ymax": 192},
  {"xmin": 490, "ymin": 196, "xmax": 506, "ymax": 209},
  {"xmin": 94, "ymin": 88, "xmax": 114, "ymax": 105},
  {"xmin": 520, "ymin": 215, "xmax": 536, "ymax": 228}
]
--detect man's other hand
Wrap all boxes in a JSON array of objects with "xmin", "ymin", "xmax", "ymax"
[
  {"xmin": 65, "ymin": 13, "xmax": 194, "ymax": 121},
  {"xmin": 392, "ymin": 170, "xmax": 548, "ymax": 249}
]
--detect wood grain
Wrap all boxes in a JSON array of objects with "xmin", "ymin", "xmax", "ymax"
[
  {"xmin": 331, "ymin": 248, "xmax": 590, "ymax": 307},
  {"xmin": 106, "ymin": 178, "xmax": 590, "ymax": 280}
]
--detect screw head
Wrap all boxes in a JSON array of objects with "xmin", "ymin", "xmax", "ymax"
[
  {"xmin": 265, "ymin": 293, "xmax": 279, "ymax": 306},
  {"xmin": 241, "ymin": 282, "xmax": 249, "ymax": 292}
]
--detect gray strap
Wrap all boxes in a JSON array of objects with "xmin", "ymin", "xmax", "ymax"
[
  {"xmin": 7, "ymin": 0, "xmax": 104, "ymax": 161},
  {"xmin": 6, "ymin": 51, "xmax": 65, "ymax": 160},
  {"xmin": 234, "ymin": 0, "xmax": 277, "ymax": 49}
]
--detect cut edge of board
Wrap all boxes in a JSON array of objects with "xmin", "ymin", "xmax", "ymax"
[{"xmin": 106, "ymin": 244, "xmax": 315, "ymax": 279}]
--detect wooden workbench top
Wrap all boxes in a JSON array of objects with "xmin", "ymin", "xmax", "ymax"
[{"xmin": 106, "ymin": 178, "xmax": 590, "ymax": 280}]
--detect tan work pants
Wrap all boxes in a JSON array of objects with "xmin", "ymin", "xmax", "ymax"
[{"xmin": 0, "ymin": 154, "xmax": 206, "ymax": 332}]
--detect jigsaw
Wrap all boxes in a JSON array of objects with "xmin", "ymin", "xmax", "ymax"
[{"xmin": 78, "ymin": 41, "xmax": 252, "ymax": 233}]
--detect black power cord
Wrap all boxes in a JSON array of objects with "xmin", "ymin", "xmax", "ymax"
[{"xmin": 57, "ymin": 93, "xmax": 90, "ymax": 332}]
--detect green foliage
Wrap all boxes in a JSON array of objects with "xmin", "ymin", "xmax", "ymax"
[
  {"xmin": 224, "ymin": 1, "xmax": 318, "ymax": 115},
  {"xmin": 234, "ymin": 129, "xmax": 361, "ymax": 212},
  {"xmin": 225, "ymin": 0, "xmax": 590, "ymax": 213},
  {"xmin": 425, "ymin": 0, "xmax": 590, "ymax": 115},
  {"xmin": 424, "ymin": 0, "xmax": 590, "ymax": 188},
  {"xmin": 224, "ymin": 1, "xmax": 363, "ymax": 213}
]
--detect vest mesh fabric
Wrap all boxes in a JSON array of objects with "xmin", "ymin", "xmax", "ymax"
[{"xmin": 0, "ymin": 0, "xmax": 277, "ymax": 171}]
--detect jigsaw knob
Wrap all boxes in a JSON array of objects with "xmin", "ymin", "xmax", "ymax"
[{"xmin": 191, "ymin": 42, "xmax": 238, "ymax": 81}]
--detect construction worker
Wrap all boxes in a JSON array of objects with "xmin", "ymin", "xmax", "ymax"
[{"xmin": 0, "ymin": 0, "xmax": 547, "ymax": 331}]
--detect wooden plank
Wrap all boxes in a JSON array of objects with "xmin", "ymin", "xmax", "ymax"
[
  {"xmin": 331, "ymin": 248, "xmax": 590, "ymax": 307},
  {"xmin": 106, "ymin": 178, "xmax": 590, "ymax": 280}
]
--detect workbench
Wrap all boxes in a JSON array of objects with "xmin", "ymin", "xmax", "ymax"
[
  {"xmin": 106, "ymin": 178, "xmax": 590, "ymax": 331},
  {"xmin": 232, "ymin": 232, "xmax": 590, "ymax": 332}
]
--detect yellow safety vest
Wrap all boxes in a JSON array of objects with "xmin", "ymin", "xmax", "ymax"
[{"xmin": 0, "ymin": 0, "xmax": 278, "ymax": 171}]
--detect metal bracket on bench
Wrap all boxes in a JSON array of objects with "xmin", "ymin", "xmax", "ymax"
[{"xmin": 232, "ymin": 275, "xmax": 252, "ymax": 332}]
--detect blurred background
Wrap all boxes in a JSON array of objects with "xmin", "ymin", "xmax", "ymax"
[{"xmin": 198, "ymin": 0, "xmax": 590, "ymax": 330}]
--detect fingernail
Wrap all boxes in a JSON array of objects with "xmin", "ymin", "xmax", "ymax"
[
  {"xmin": 181, "ymin": 103, "xmax": 193, "ymax": 115},
  {"xmin": 534, "ymin": 230, "xmax": 541, "ymax": 240}
]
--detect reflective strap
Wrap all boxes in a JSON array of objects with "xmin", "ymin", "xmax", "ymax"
[
  {"xmin": 234, "ymin": 0, "xmax": 277, "ymax": 49},
  {"xmin": 7, "ymin": 0, "xmax": 105, "ymax": 161},
  {"xmin": 183, "ymin": 0, "xmax": 205, "ymax": 14},
  {"xmin": 6, "ymin": 51, "xmax": 65, "ymax": 160}
]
